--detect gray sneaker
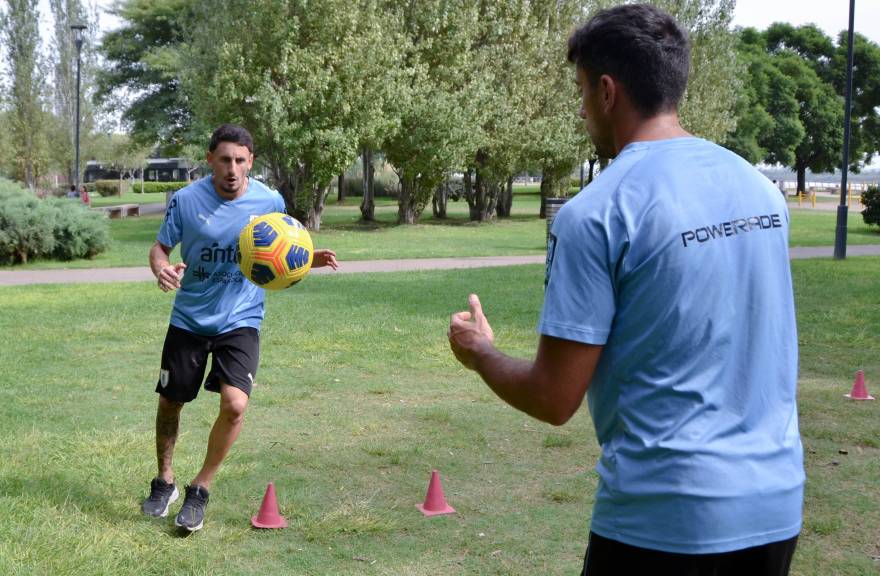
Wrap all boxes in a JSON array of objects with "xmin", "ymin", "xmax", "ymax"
[
  {"xmin": 175, "ymin": 485, "xmax": 209, "ymax": 532},
  {"xmin": 142, "ymin": 477, "xmax": 179, "ymax": 517}
]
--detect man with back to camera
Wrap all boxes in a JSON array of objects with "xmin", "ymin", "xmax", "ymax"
[
  {"xmin": 448, "ymin": 5, "xmax": 803, "ymax": 575},
  {"xmin": 142, "ymin": 124, "xmax": 338, "ymax": 531}
]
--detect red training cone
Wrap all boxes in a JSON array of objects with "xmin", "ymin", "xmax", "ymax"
[
  {"xmin": 845, "ymin": 370, "xmax": 875, "ymax": 401},
  {"xmin": 251, "ymin": 482, "xmax": 288, "ymax": 529},
  {"xmin": 416, "ymin": 469, "xmax": 455, "ymax": 516}
]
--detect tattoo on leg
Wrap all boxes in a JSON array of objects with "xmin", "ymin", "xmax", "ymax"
[{"xmin": 156, "ymin": 402, "xmax": 182, "ymax": 479}]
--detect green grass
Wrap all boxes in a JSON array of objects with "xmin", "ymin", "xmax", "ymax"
[
  {"xmin": 788, "ymin": 208, "xmax": 880, "ymax": 246},
  {"xmin": 4, "ymin": 193, "xmax": 880, "ymax": 270},
  {"xmin": 0, "ymin": 259, "xmax": 878, "ymax": 575}
]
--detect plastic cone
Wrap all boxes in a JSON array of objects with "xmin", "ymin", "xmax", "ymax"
[
  {"xmin": 416, "ymin": 469, "xmax": 455, "ymax": 516},
  {"xmin": 251, "ymin": 482, "xmax": 288, "ymax": 528},
  {"xmin": 845, "ymin": 370, "xmax": 875, "ymax": 400}
]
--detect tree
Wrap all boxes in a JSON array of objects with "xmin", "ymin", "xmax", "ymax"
[
  {"xmin": 185, "ymin": 0, "xmax": 402, "ymax": 230},
  {"xmin": 520, "ymin": 0, "xmax": 594, "ymax": 218},
  {"xmin": 765, "ymin": 23, "xmax": 880, "ymax": 170},
  {"xmin": 724, "ymin": 28, "xmax": 804, "ymax": 166},
  {"xmin": 667, "ymin": 0, "xmax": 740, "ymax": 143},
  {"xmin": 0, "ymin": 0, "xmax": 50, "ymax": 189},
  {"xmin": 778, "ymin": 54, "xmax": 844, "ymax": 193},
  {"xmin": 733, "ymin": 24, "xmax": 845, "ymax": 192},
  {"xmin": 96, "ymin": 0, "xmax": 197, "ymax": 154},
  {"xmin": 381, "ymin": 0, "xmax": 481, "ymax": 225},
  {"xmin": 831, "ymin": 33, "xmax": 880, "ymax": 168}
]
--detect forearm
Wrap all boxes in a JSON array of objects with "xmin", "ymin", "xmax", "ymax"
[
  {"xmin": 471, "ymin": 347, "xmax": 567, "ymax": 426},
  {"xmin": 149, "ymin": 243, "xmax": 172, "ymax": 278}
]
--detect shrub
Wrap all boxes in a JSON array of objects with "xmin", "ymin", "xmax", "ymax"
[
  {"xmin": 861, "ymin": 185, "xmax": 880, "ymax": 229},
  {"xmin": 90, "ymin": 179, "xmax": 131, "ymax": 197},
  {"xmin": 45, "ymin": 198, "xmax": 111, "ymax": 260},
  {"xmin": 139, "ymin": 181, "xmax": 189, "ymax": 195},
  {"xmin": 0, "ymin": 178, "xmax": 109, "ymax": 264}
]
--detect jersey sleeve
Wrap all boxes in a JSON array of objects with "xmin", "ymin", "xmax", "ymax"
[
  {"xmin": 274, "ymin": 191, "xmax": 285, "ymax": 213},
  {"xmin": 157, "ymin": 192, "xmax": 183, "ymax": 248},
  {"xmin": 537, "ymin": 200, "xmax": 624, "ymax": 346}
]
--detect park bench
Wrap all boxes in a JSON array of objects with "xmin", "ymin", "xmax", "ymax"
[{"xmin": 92, "ymin": 204, "xmax": 140, "ymax": 218}]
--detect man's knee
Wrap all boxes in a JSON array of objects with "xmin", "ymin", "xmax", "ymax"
[
  {"xmin": 158, "ymin": 394, "xmax": 184, "ymax": 415},
  {"xmin": 219, "ymin": 384, "xmax": 249, "ymax": 424}
]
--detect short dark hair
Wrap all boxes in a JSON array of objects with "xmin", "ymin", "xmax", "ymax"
[
  {"xmin": 208, "ymin": 124, "xmax": 254, "ymax": 154},
  {"xmin": 567, "ymin": 4, "xmax": 690, "ymax": 117}
]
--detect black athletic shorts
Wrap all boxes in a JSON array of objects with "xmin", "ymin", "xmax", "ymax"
[
  {"xmin": 156, "ymin": 324, "xmax": 260, "ymax": 402},
  {"xmin": 581, "ymin": 532, "xmax": 798, "ymax": 576}
]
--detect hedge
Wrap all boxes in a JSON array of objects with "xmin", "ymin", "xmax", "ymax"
[{"xmin": 138, "ymin": 181, "xmax": 189, "ymax": 195}]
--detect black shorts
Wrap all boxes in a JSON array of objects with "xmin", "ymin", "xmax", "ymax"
[
  {"xmin": 581, "ymin": 532, "xmax": 798, "ymax": 576},
  {"xmin": 156, "ymin": 325, "xmax": 260, "ymax": 402}
]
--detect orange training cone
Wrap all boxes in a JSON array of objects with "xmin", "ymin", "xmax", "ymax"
[
  {"xmin": 845, "ymin": 370, "xmax": 875, "ymax": 401},
  {"xmin": 251, "ymin": 482, "xmax": 288, "ymax": 529},
  {"xmin": 416, "ymin": 469, "xmax": 455, "ymax": 516}
]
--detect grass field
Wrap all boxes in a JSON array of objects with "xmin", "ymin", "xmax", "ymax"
[
  {"xmin": 4, "ymin": 193, "xmax": 879, "ymax": 271},
  {"xmin": 0, "ymin": 259, "xmax": 878, "ymax": 575}
]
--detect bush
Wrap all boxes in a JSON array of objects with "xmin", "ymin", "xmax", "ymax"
[
  {"xmin": 89, "ymin": 179, "xmax": 131, "ymax": 197},
  {"xmin": 0, "ymin": 178, "xmax": 109, "ymax": 264},
  {"xmin": 138, "ymin": 181, "xmax": 189, "ymax": 195},
  {"xmin": 861, "ymin": 185, "xmax": 880, "ymax": 229}
]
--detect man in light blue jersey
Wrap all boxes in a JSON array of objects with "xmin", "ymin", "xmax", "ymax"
[
  {"xmin": 448, "ymin": 5, "xmax": 803, "ymax": 574},
  {"xmin": 141, "ymin": 124, "xmax": 338, "ymax": 532}
]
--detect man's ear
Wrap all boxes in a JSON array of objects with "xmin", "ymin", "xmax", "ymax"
[{"xmin": 598, "ymin": 74, "xmax": 616, "ymax": 114}]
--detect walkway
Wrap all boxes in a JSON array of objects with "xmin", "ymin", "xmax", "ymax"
[{"xmin": 1, "ymin": 247, "xmax": 879, "ymax": 286}]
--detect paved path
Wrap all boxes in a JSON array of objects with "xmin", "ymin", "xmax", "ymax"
[{"xmin": 1, "ymin": 246, "xmax": 879, "ymax": 286}]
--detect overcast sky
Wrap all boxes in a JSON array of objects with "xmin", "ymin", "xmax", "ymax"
[{"xmin": 732, "ymin": 0, "xmax": 880, "ymax": 45}]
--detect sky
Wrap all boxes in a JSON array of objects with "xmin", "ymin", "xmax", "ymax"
[{"xmin": 731, "ymin": 0, "xmax": 880, "ymax": 45}]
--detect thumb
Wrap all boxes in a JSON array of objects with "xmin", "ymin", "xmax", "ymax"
[{"xmin": 468, "ymin": 294, "xmax": 483, "ymax": 321}]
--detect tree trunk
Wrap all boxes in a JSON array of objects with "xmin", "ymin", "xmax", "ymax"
[
  {"xmin": 471, "ymin": 167, "xmax": 499, "ymax": 222},
  {"xmin": 796, "ymin": 161, "xmax": 806, "ymax": 195},
  {"xmin": 464, "ymin": 170, "xmax": 478, "ymax": 220},
  {"xmin": 496, "ymin": 177, "xmax": 513, "ymax": 218},
  {"xmin": 398, "ymin": 177, "xmax": 418, "ymax": 224},
  {"xmin": 360, "ymin": 148, "xmax": 375, "ymax": 221},
  {"xmin": 588, "ymin": 158, "xmax": 597, "ymax": 184},
  {"xmin": 432, "ymin": 182, "xmax": 448, "ymax": 219},
  {"xmin": 308, "ymin": 184, "xmax": 329, "ymax": 231},
  {"xmin": 337, "ymin": 173, "xmax": 345, "ymax": 203}
]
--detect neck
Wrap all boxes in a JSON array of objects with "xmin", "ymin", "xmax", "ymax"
[{"xmin": 612, "ymin": 111, "xmax": 690, "ymax": 156}]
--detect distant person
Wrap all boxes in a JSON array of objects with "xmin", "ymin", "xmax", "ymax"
[
  {"xmin": 80, "ymin": 185, "xmax": 90, "ymax": 206},
  {"xmin": 67, "ymin": 184, "xmax": 78, "ymax": 199},
  {"xmin": 141, "ymin": 123, "xmax": 338, "ymax": 532},
  {"xmin": 448, "ymin": 4, "xmax": 802, "ymax": 575}
]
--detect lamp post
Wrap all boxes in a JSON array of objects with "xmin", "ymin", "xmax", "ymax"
[
  {"xmin": 71, "ymin": 24, "xmax": 87, "ymax": 191},
  {"xmin": 834, "ymin": 0, "xmax": 856, "ymax": 260}
]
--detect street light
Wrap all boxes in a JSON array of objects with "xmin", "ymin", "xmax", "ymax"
[
  {"xmin": 71, "ymin": 24, "xmax": 87, "ymax": 192},
  {"xmin": 834, "ymin": 0, "xmax": 856, "ymax": 260}
]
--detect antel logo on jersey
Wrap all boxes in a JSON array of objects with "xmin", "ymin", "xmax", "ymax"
[
  {"xmin": 680, "ymin": 213, "xmax": 782, "ymax": 248},
  {"xmin": 200, "ymin": 242, "xmax": 242, "ymax": 264}
]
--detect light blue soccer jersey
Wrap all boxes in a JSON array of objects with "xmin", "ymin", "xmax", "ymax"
[
  {"xmin": 158, "ymin": 176, "xmax": 286, "ymax": 336},
  {"xmin": 538, "ymin": 137, "xmax": 803, "ymax": 554}
]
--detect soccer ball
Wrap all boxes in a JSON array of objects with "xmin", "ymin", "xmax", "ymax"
[{"xmin": 238, "ymin": 212, "xmax": 314, "ymax": 290}]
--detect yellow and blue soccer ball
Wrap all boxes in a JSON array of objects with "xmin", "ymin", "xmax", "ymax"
[{"xmin": 238, "ymin": 213, "xmax": 313, "ymax": 290}]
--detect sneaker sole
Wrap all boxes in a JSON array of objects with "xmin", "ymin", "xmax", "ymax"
[
  {"xmin": 174, "ymin": 518, "xmax": 203, "ymax": 532},
  {"xmin": 143, "ymin": 485, "xmax": 179, "ymax": 518}
]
